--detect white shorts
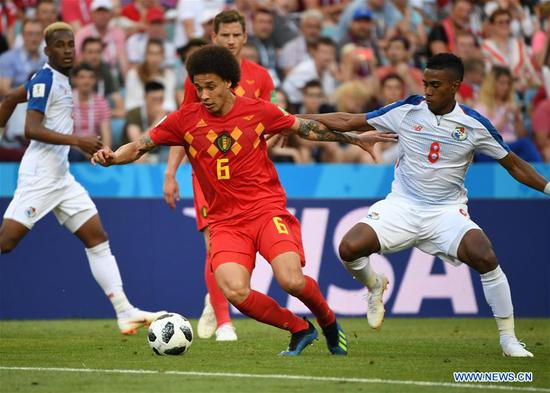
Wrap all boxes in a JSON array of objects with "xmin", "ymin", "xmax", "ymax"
[
  {"xmin": 359, "ymin": 196, "xmax": 480, "ymax": 266},
  {"xmin": 3, "ymin": 173, "xmax": 98, "ymax": 233}
]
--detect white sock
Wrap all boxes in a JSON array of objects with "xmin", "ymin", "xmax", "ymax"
[
  {"xmin": 85, "ymin": 241, "xmax": 132, "ymax": 315},
  {"xmin": 480, "ymin": 265, "xmax": 515, "ymax": 338},
  {"xmin": 341, "ymin": 256, "xmax": 377, "ymax": 290}
]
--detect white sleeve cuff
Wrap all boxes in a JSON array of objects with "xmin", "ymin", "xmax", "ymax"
[{"xmin": 544, "ymin": 182, "xmax": 550, "ymax": 196}]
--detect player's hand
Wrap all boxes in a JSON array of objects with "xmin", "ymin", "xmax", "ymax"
[
  {"xmin": 354, "ymin": 131, "xmax": 398, "ymax": 156},
  {"xmin": 91, "ymin": 147, "xmax": 116, "ymax": 167},
  {"xmin": 77, "ymin": 135, "xmax": 103, "ymax": 155},
  {"xmin": 163, "ymin": 174, "xmax": 180, "ymax": 209},
  {"xmin": 265, "ymin": 133, "xmax": 288, "ymax": 148}
]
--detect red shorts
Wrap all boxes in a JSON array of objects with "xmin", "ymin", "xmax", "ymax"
[
  {"xmin": 192, "ymin": 172, "xmax": 209, "ymax": 231},
  {"xmin": 209, "ymin": 210, "xmax": 306, "ymax": 273}
]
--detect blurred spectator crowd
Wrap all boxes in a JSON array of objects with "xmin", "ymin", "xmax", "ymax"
[{"xmin": 1, "ymin": 0, "xmax": 549, "ymax": 163}]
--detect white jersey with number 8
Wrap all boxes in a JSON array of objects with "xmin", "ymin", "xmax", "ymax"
[{"xmin": 366, "ymin": 95, "xmax": 510, "ymax": 205}]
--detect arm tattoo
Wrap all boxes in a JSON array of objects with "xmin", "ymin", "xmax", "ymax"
[
  {"xmin": 138, "ymin": 134, "xmax": 157, "ymax": 154},
  {"xmin": 297, "ymin": 118, "xmax": 357, "ymax": 144}
]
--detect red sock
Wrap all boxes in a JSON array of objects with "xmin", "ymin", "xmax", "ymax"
[
  {"xmin": 296, "ymin": 276, "xmax": 336, "ymax": 328},
  {"xmin": 235, "ymin": 290, "xmax": 308, "ymax": 333},
  {"xmin": 204, "ymin": 256, "xmax": 231, "ymax": 327}
]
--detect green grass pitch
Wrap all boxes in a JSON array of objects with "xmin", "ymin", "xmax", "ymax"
[{"xmin": 0, "ymin": 318, "xmax": 548, "ymax": 393}]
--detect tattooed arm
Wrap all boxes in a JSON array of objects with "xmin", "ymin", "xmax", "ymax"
[
  {"xmin": 297, "ymin": 112, "xmax": 375, "ymax": 132},
  {"xmin": 91, "ymin": 133, "xmax": 157, "ymax": 166},
  {"xmin": 289, "ymin": 118, "xmax": 397, "ymax": 155}
]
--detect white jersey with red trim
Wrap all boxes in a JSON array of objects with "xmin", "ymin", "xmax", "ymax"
[{"xmin": 365, "ymin": 95, "xmax": 510, "ymax": 205}]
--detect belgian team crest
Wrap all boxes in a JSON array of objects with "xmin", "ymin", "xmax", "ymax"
[
  {"xmin": 215, "ymin": 132, "xmax": 233, "ymax": 153},
  {"xmin": 451, "ymin": 127, "xmax": 467, "ymax": 141}
]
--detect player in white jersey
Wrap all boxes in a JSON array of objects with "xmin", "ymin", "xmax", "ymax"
[
  {"xmin": 303, "ymin": 53, "xmax": 550, "ymax": 357},
  {"xmin": 0, "ymin": 22, "xmax": 165, "ymax": 334}
]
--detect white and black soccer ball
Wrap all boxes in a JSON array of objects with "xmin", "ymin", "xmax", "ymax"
[{"xmin": 148, "ymin": 313, "xmax": 193, "ymax": 355}]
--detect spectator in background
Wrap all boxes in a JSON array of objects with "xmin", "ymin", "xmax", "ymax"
[
  {"xmin": 80, "ymin": 36, "xmax": 125, "ymax": 118},
  {"xmin": 372, "ymin": 73, "xmax": 405, "ymax": 163},
  {"xmin": 173, "ymin": 0, "xmax": 224, "ymax": 50},
  {"xmin": 75, "ymin": 0, "xmax": 129, "ymax": 82},
  {"xmin": 333, "ymin": 80, "xmax": 376, "ymax": 163},
  {"xmin": 475, "ymin": 66, "xmax": 542, "ymax": 163},
  {"xmin": 283, "ymin": 37, "xmax": 340, "ymax": 106},
  {"xmin": 174, "ymin": 38, "xmax": 208, "ymax": 105},
  {"xmin": 262, "ymin": 0, "xmax": 299, "ymax": 49},
  {"xmin": 376, "ymin": 35, "xmax": 423, "ymax": 95},
  {"xmin": 532, "ymin": 98, "xmax": 550, "ymax": 162},
  {"xmin": 0, "ymin": 18, "xmax": 46, "ymax": 160},
  {"xmin": 337, "ymin": 0, "xmax": 401, "ymax": 44},
  {"xmin": 120, "ymin": 0, "xmax": 161, "ymax": 35},
  {"xmin": 387, "ymin": 0, "xmax": 426, "ymax": 50},
  {"xmin": 302, "ymin": 0, "xmax": 350, "ymax": 30},
  {"xmin": 241, "ymin": 41, "xmax": 260, "ymax": 63},
  {"xmin": 0, "ymin": 1, "xmax": 17, "ymax": 51},
  {"xmin": 481, "ymin": 8, "xmax": 540, "ymax": 93},
  {"xmin": 278, "ymin": 9, "xmax": 323, "ymax": 76},
  {"xmin": 454, "ymin": 31, "xmax": 481, "ymax": 61},
  {"xmin": 267, "ymin": 88, "xmax": 309, "ymax": 163},
  {"xmin": 61, "ymin": 0, "xmax": 92, "ymax": 32},
  {"xmin": 427, "ymin": 0, "xmax": 472, "ymax": 55},
  {"xmin": 298, "ymin": 79, "xmax": 342, "ymax": 162},
  {"xmin": 457, "ymin": 56, "xmax": 485, "ymax": 106},
  {"xmin": 126, "ymin": 7, "xmax": 176, "ymax": 67},
  {"xmin": 248, "ymin": 8, "xmax": 279, "ymax": 84},
  {"xmin": 69, "ymin": 63, "xmax": 112, "ymax": 162},
  {"xmin": 122, "ymin": 81, "xmax": 166, "ymax": 162},
  {"xmin": 14, "ymin": 0, "xmax": 58, "ymax": 51},
  {"xmin": 125, "ymin": 38, "xmax": 176, "ymax": 112},
  {"xmin": 339, "ymin": 7, "xmax": 381, "ymax": 62},
  {"xmin": 0, "ymin": 18, "xmax": 45, "ymax": 97}
]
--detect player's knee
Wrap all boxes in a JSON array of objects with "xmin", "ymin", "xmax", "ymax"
[
  {"xmin": 472, "ymin": 248, "xmax": 498, "ymax": 274},
  {"xmin": 339, "ymin": 237, "xmax": 365, "ymax": 262},
  {"xmin": 278, "ymin": 274, "xmax": 306, "ymax": 296},
  {"xmin": 84, "ymin": 230, "xmax": 109, "ymax": 248},
  {"xmin": 221, "ymin": 284, "xmax": 250, "ymax": 305}
]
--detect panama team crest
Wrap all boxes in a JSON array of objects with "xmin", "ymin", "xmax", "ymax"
[
  {"xmin": 215, "ymin": 132, "xmax": 233, "ymax": 153},
  {"xmin": 25, "ymin": 207, "xmax": 36, "ymax": 218},
  {"xmin": 451, "ymin": 127, "xmax": 467, "ymax": 141}
]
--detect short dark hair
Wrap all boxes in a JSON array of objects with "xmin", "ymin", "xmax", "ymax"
[
  {"xmin": 426, "ymin": 53, "xmax": 464, "ymax": 81},
  {"xmin": 389, "ymin": 35, "xmax": 410, "ymax": 51},
  {"xmin": 310, "ymin": 36, "xmax": 336, "ymax": 51},
  {"xmin": 489, "ymin": 8, "xmax": 512, "ymax": 23},
  {"xmin": 381, "ymin": 73, "xmax": 404, "ymax": 87},
  {"xmin": 186, "ymin": 45, "xmax": 241, "ymax": 88},
  {"xmin": 144, "ymin": 81, "xmax": 165, "ymax": 94},
  {"xmin": 37, "ymin": 0, "xmax": 56, "ymax": 6},
  {"xmin": 177, "ymin": 37, "xmax": 208, "ymax": 61},
  {"xmin": 302, "ymin": 79, "xmax": 322, "ymax": 92},
  {"xmin": 72, "ymin": 62, "xmax": 96, "ymax": 77},
  {"xmin": 214, "ymin": 10, "xmax": 246, "ymax": 34},
  {"xmin": 253, "ymin": 8, "xmax": 274, "ymax": 20},
  {"xmin": 146, "ymin": 38, "xmax": 164, "ymax": 52},
  {"xmin": 81, "ymin": 36, "xmax": 103, "ymax": 52}
]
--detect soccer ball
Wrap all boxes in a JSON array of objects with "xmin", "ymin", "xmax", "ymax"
[{"xmin": 148, "ymin": 313, "xmax": 193, "ymax": 355}]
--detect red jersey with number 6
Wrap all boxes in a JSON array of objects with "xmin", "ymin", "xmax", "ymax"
[{"xmin": 150, "ymin": 96, "xmax": 296, "ymax": 225}]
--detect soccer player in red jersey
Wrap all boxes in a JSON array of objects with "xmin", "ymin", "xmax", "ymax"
[
  {"xmin": 92, "ymin": 45, "xmax": 396, "ymax": 355},
  {"xmin": 163, "ymin": 10, "xmax": 276, "ymax": 342}
]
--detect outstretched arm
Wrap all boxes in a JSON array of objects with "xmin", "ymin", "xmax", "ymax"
[
  {"xmin": 297, "ymin": 112, "xmax": 375, "ymax": 132},
  {"xmin": 91, "ymin": 133, "xmax": 158, "ymax": 166},
  {"xmin": 288, "ymin": 117, "xmax": 397, "ymax": 157},
  {"xmin": 498, "ymin": 152, "xmax": 550, "ymax": 195}
]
